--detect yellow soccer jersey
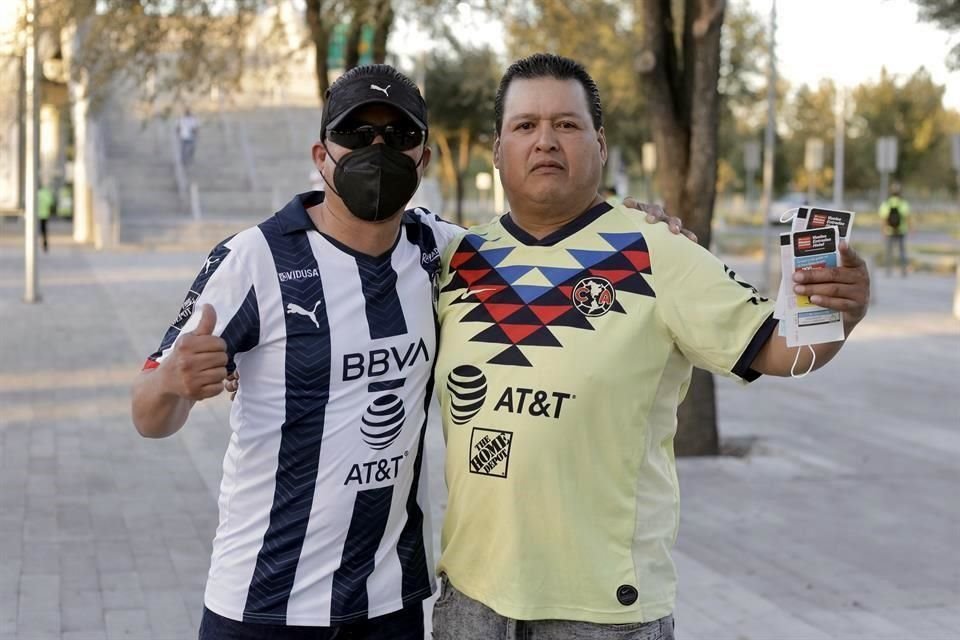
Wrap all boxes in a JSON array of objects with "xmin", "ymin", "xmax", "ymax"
[{"xmin": 435, "ymin": 202, "xmax": 776, "ymax": 623}]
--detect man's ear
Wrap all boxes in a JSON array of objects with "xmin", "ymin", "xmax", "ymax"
[
  {"xmin": 597, "ymin": 126, "xmax": 608, "ymax": 166},
  {"xmin": 419, "ymin": 145, "xmax": 432, "ymax": 172},
  {"xmin": 312, "ymin": 140, "xmax": 327, "ymax": 169},
  {"xmin": 493, "ymin": 136, "xmax": 501, "ymax": 169}
]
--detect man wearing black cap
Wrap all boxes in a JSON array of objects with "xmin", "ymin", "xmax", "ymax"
[{"xmin": 132, "ymin": 64, "xmax": 462, "ymax": 639}]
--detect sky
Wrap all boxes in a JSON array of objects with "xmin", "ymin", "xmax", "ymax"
[{"xmin": 744, "ymin": 0, "xmax": 959, "ymax": 109}]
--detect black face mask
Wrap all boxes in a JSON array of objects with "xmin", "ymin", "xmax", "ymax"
[{"xmin": 324, "ymin": 142, "xmax": 423, "ymax": 222}]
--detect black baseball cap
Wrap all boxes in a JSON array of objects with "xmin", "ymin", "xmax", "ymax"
[{"xmin": 321, "ymin": 64, "xmax": 427, "ymax": 138}]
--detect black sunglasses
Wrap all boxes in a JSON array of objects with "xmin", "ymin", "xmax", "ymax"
[{"xmin": 327, "ymin": 124, "xmax": 425, "ymax": 151}]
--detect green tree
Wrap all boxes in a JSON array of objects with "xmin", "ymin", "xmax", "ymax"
[
  {"xmin": 912, "ymin": 0, "xmax": 960, "ymax": 68},
  {"xmin": 40, "ymin": 0, "xmax": 402, "ymax": 107},
  {"xmin": 425, "ymin": 46, "xmax": 500, "ymax": 224},
  {"xmin": 782, "ymin": 80, "xmax": 837, "ymax": 196},
  {"xmin": 850, "ymin": 67, "xmax": 949, "ymax": 192},
  {"xmin": 716, "ymin": 2, "xmax": 782, "ymax": 197},
  {"xmin": 41, "ymin": 0, "xmax": 275, "ymax": 110}
]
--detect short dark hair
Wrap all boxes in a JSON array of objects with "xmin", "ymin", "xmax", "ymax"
[{"xmin": 494, "ymin": 53, "xmax": 603, "ymax": 135}]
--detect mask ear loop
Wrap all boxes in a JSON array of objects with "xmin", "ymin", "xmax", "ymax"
[
  {"xmin": 318, "ymin": 139, "xmax": 345, "ymax": 201},
  {"xmin": 780, "ymin": 207, "xmax": 800, "ymax": 224},
  {"xmin": 790, "ymin": 344, "xmax": 816, "ymax": 378}
]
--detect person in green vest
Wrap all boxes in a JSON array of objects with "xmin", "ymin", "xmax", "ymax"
[
  {"xmin": 37, "ymin": 183, "xmax": 55, "ymax": 253},
  {"xmin": 879, "ymin": 181, "xmax": 912, "ymax": 277}
]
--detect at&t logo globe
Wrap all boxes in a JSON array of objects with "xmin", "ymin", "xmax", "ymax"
[
  {"xmin": 361, "ymin": 394, "xmax": 405, "ymax": 450},
  {"xmin": 446, "ymin": 365, "xmax": 487, "ymax": 425}
]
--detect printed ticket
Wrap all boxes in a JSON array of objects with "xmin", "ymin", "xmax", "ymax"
[
  {"xmin": 784, "ymin": 226, "xmax": 845, "ymax": 347},
  {"xmin": 776, "ymin": 207, "xmax": 856, "ymax": 335}
]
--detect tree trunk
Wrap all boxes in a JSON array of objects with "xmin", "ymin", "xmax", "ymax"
[
  {"xmin": 344, "ymin": 2, "xmax": 366, "ymax": 71},
  {"xmin": 305, "ymin": 0, "xmax": 331, "ymax": 101},
  {"xmin": 640, "ymin": 0, "xmax": 726, "ymax": 456},
  {"xmin": 371, "ymin": 0, "xmax": 393, "ymax": 64},
  {"xmin": 455, "ymin": 169, "xmax": 464, "ymax": 226},
  {"xmin": 675, "ymin": 369, "xmax": 719, "ymax": 456},
  {"xmin": 455, "ymin": 128, "xmax": 471, "ymax": 225},
  {"xmin": 434, "ymin": 132, "xmax": 458, "ymax": 216}
]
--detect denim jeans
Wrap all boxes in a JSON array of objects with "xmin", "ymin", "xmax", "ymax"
[
  {"xmin": 199, "ymin": 603, "xmax": 424, "ymax": 640},
  {"xmin": 432, "ymin": 577, "xmax": 675, "ymax": 640},
  {"xmin": 885, "ymin": 234, "xmax": 907, "ymax": 276}
]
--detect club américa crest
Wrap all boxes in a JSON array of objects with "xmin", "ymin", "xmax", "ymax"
[{"xmin": 571, "ymin": 276, "xmax": 616, "ymax": 317}]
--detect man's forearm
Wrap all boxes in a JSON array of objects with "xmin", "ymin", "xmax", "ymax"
[
  {"xmin": 751, "ymin": 317, "xmax": 860, "ymax": 377},
  {"xmin": 131, "ymin": 368, "xmax": 195, "ymax": 438}
]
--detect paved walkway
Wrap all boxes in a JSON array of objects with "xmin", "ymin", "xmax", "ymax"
[{"xmin": 1, "ymin": 232, "xmax": 958, "ymax": 639}]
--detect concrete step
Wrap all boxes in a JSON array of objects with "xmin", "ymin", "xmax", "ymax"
[
  {"xmin": 117, "ymin": 215, "xmax": 268, "ymax": 249},
  {"xmin": 101, "ymin": 103, "xmax": 325, "ymax": 226},
  {"xmin": 197, "ymin": 190, "xmax": 275, "ymax": 217},
  {"xmin": 108, "ymin": 168, "xmax": 178, "ymax": 192}
]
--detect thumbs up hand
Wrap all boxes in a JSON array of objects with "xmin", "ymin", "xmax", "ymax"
[
  {"xmin": 193, "ymin": 303, "xmax": 218, "ymax": 336},
  {"xmin": 164, "ymin": 304, "xmax": 229, "ymax": 401}
]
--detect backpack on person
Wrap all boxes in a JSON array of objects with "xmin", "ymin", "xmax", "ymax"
[{"xmin": 886, "ymin": 204, "xmax": 901, "ymax": 231}]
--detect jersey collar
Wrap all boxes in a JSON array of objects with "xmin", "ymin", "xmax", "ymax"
[
  {"xmin": 501, "ymin": 200, "xmax": 613, "ymax": 247},
  {"xmin": 276, "ymin": 191, "xmax": 325, "ymax": 235}
]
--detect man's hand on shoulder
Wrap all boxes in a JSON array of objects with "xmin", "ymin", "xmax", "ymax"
[{"xmin": 621, "ymin": 197, "xmax": 698, "ymax": 243}]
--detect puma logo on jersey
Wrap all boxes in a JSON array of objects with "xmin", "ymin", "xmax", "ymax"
[
  {"xmin": 286, "ymin": 300, "xmax": 323, "ymax": 328},
  {"xmin": 370, "ymin": 83, "xmax": 391, "ymax": 96},
  {"xmin": 203, "ymin": 257, "xmax": 221, "ymax": 274}
]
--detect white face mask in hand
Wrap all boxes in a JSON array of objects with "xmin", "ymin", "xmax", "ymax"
[
  {"xmin": 779, "ymin": 207, "xmax": 802, "ymax": 225},
  {"xmin": 790, "ymin": 344, "xmax": 817, "ymax": 379}
]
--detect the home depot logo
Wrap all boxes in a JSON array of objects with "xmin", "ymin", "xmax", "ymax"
[{"xmin": 468, "ymin": 428, "xmax": 513, "ymax": 478}]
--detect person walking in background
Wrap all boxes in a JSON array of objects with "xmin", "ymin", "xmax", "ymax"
[
  {"xmin": 177, "ymin": 107, "xmax": 200, "ymax": 167},
  {"xmin": 879, "ymin": 181, "xmax": 911, "ymax": 277},
  {"xmin": 37, "ymin": 182, "xmax": 55, "ymax": 253}
]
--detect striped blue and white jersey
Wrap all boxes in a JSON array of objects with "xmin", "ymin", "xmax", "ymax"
[{"xmin": 145, "ymin": 192, "xmax": 462, "ymax": 626}]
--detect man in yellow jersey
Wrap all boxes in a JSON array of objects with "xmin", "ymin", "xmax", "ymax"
[{"xmin": 432, "ymin": 53, "xmax": 870, "ymax": 639}]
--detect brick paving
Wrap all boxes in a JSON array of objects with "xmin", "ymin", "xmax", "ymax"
[{"xmin": 1, "ymin": 231, "xmax": 958, "ymax": 639}]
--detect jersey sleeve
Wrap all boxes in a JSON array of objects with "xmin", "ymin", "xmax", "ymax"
[
  {"xmin": 144, "ymin": 235, "xmax": 261, "ymax": 372},
  {"xmin": 410, "ymin": 206, "xmax": 465, "ymax": 254},
  {"xmin": 650, "ymin": 228, "xmax": 777, "ymax": 382}
]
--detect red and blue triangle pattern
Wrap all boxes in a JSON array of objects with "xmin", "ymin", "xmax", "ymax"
[{"xmin": 442, "ymin": 232, "xmax": 655, "ymax": 367}]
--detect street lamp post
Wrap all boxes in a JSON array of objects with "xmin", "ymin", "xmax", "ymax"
[
  {"xmin": 23, "ymin": 0, "xmax": 40, "ymax": 303},
  {"xmin": 833, "ymin": 89, "xmax": 847, "ymax": 207},
  {"xmin": 641, "ymin": 142, "xmax": 657, "ymax": 203},
  {"xmin": 951, "ymin": 134, "xmax": 960, "ymax": 207},
  {"xmin": 743, "ymin": 140, "xmax": 761, "ymax": 212},
  {"xmin": 804, "ymin": 137, "xmax": 824, "ymax": 204},
  {"xmin": 875, "ymin": 136, "xmax": 897, "ymax": 202},
  {"xmin": 760, "ymin": 0, "xmax": 777, "ymax": 296}
]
